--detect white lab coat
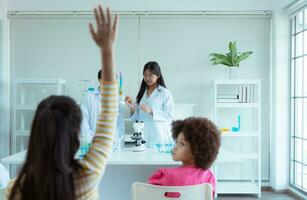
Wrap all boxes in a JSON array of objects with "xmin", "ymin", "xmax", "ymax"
[
  {"xmin": 80, "ymin": 88, "xmax": 125, "ymax": 146},
  {"xmin": 130, "ymin": 85, "xmax": 174, "ymax": 148}
]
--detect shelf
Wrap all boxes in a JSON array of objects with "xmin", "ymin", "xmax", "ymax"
[
  {"xmin": 217, "ymin": 182, "xmax": 259, "ymax": 194},
  {"xmin": 16, "ymin": 105, "xmax": 37, "ymax": 110},
  {"xmin": 214, "ymin": 79, "xmax": 261, "ymax": 197},
  {"xmin": 221, "ymin": 131, "xmax": 258, "ymax": 137},
  {"xmin": 16, "ymin": 130, "xmax": 30, "ymax": 136},
  {"xmin": 13, "ymin": 79, "xmax": 67, "ymax": 154},
  {"xmin": 215, "ymin": 103, "xmax": 258, "ymax": 108}
]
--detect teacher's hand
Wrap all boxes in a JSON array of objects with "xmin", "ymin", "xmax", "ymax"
[
  {"xmin": 125, "ymin": 96, "xmax": 136, "ymax": 112},
  {"xmin": 140, "ymin": 104, "xmax": 152, "ymax": 114}
]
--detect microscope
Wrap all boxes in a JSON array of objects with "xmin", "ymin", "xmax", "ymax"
[{"xmin": 130, "ymin": 121, "xmax": 147, "ymax": 152}]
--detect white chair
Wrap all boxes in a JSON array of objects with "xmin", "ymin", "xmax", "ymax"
[{"xmin": 131, "ymin": 182, "xmax": 213, "ymax": 200}]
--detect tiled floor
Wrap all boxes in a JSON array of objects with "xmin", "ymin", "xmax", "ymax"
[{"xmin": 216, "ymin": 190, "xmax": 302, "ymax": 200}]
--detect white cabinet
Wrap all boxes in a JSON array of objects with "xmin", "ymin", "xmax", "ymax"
[
  {"xmin": 213, "ymin": 79, "xmax": 261, "ymax": 197},
  {"xmin": 12, "ymin": 79, "xmax": 66, "ymax": 153}
]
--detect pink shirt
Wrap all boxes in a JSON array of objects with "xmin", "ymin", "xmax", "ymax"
[{"xmin": 148, "ymin": 165, "xmax": 216, "ymax": 196}]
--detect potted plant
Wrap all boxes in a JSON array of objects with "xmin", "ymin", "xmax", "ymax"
[{"xmin": 209, "ymin": 41, "xmax": 253, "ymax": 79}]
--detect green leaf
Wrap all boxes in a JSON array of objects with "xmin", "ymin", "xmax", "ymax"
[
  {"xmin": 209, "ymin": 41, "xmax": 252, "ymax": 68},
  {"xmin": 226, "ymin": 53, "xmax": 233, "ymax": 66},
  {"xmin": 220, "ymin": 60, "xmax": 232, "ymax": 66},
  {"xmin": 211, "ymin": 58, "xmax": 223, "ymax": 65},
  {"xmin": 229, "ymin": 41, "xmax": 237, "ymax": 66},
  {"xmin": 209, "ymin": 53, "xmax": 227, "ymax": 60},
  {"xmin": 237, "ymin": 51, "xmax": 253, "ymax": 64},
  {"xmin": 210, "ymin": 57, "xmax": 232, "ymax": 66}
]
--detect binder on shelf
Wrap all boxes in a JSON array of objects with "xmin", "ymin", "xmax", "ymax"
[
  {"xmin": 246, "ymin": 85, "xmax": 251, "ymax": 103},
  {"xmin": 238, "ymin": 87, "xmax": 243, "ymax": 102},
  {"xmin": 242, "ymin": 86, "xmax": 247, "ymax": 102},
  {"xmin": 238, "ymin": 85, "xmax": 254, "ymax": 103}
]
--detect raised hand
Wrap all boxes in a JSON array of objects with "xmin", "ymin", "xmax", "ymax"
[
  {"xmin": 89, "ymin": 5, "xmax": 118, "ymax": 82},
  {"xmin": 89, "ymin": 5, "xmax": 118, "ymax": 50}
]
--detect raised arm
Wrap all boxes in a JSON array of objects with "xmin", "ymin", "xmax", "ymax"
[
  {"xmin": 89, "ymin": 5, "xmax": 118, "ymax": 82},
  {"xmin": 80, "ymin": 5, "xmax": 119, "ymax": 174}
]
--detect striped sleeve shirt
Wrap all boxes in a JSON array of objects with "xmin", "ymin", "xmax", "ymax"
[{"xmin": 74, "ymin": 82, "xmax": 118, "ymax": 199}]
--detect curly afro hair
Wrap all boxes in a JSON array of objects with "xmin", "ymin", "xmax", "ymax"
[{"xmin": 172, "ymin": 117, "xmax": 221, "ymax": 170}]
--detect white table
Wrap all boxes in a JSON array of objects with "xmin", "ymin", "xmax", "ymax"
[
  {"xmin": 1, "ymin": 149, "xmax": 179, "ymax": 200},
  {"xmin": 1, "ymin": 148, "xmax": 237, "ymax": 165},
  {"xmin": 1, "ymin": 149, "xmax": 179, "ymax": 165}
]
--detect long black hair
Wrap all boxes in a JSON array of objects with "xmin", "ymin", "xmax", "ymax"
[
  {"xmin": 9, "ymin": 96, "xmax": 82, "ymax": 200},
  {"xmin": 136, "ymin": 61, "xmax": 166, "ymax": 104}
]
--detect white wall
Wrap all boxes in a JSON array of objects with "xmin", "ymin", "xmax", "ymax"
[
  {"xmin": 0, "ymin": 0, "xmax": 11, "ymax": 159},
  {"xmin": 269, "ymin": 0, "xmax": 295, "ymax": 191},
  {"xmin": 10, "ymin": 16, "xmax": 140, "ymax": 103}
]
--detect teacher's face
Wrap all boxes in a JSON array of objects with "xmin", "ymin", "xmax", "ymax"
[{"xmin": 143, "ymin": 69, "xmax": 159, "ymax": 86}]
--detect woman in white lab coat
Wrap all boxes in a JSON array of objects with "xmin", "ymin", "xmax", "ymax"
[{"xmin": 125, "ymin": 61, "xmax": 174, "ymax": 148}]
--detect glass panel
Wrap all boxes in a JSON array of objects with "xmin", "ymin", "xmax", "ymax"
[
  {"xmin": 296, "ymin": 33, "xmax": 303, "ymax": 57},
  {"xmin": 304, "ymin": 10, "xmax": 307, "ymax": 29},
  {"xmin": 292, "ymin": 36, "xmax": 295, "ymax": 58},
  {"xmin": 292, "ymin": 18, "xmax": 295, "ymax": 35},
  {"xmin": 304, "ymin": 140, "xmax": 307, "ymax": 165},
  {"xmin": 291, "ymin": 59, "xmax": 295, "ymax": 97},
  {"xmin": 295, "ymin": 57, "xmax": 303, "ymax": 96},
  {"xmin": 291, "ymin": 160, "xmax": 295, "ymax": 184},
  {"xmin": 296, "ymin": 12, "xmax": 304, "ymax": 33},
  {"xmin": 304, "ymin": 31, "xmax": 307, "ymax": 55},
  {"xmin": 295, "ymin": 138, "xmax": 303, "ymax": 163},
  {"xmin": 304, "ymin": 57, "xmax": 307, "ymax": 96},
  {"xmin": 304, "ymin": 99, "xmax": 307, "ymax": 139},
  {"xmin": 295, "ymin": 162, "xmax": 303, "ymax": 187},
  {"xmin": 295, "ymin": 98, "xmax": 303, "ymax": 138},
  {"xmin": 303, "ymin": 165, "xmax": 307, "ymax": 191}
]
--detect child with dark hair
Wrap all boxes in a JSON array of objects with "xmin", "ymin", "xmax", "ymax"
[{"xmin": 148, "ymin": 117, "xmax": 221, "ymax": 196}]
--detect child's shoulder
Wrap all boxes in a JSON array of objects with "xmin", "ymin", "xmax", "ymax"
[
  {"xmin": 150, "ymin": 167, "xmax": 182, "ymax": 179},
  {"xmin": 180, "ymin": 166, "xmax": 214, "ymax": 175},
  {"xmin": 153, "ymin": 166, "xmax": 213, "ymax": 176}
]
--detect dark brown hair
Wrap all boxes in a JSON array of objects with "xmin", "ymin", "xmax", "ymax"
[
  {"xmin": 136, "ymin": 61, "xmax": 166, "ymax": 104},
  {"xmin": 172, "ymin": 117, "xmax": 221, "ymax": 170},
  {"xmin": 9, "ymin": 95, "xmax": 82, "ymax": 200}
]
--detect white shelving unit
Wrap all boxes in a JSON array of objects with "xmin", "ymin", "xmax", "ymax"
[
  {"xmin": 12, "ymin": 79, "xmax": 66, "ymax": 153},
  {"xmin": 213, "ymin": 79, "xmax": 261, "ymax": 198}
]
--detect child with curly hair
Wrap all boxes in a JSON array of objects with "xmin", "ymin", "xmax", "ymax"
[{"xmin": 148, "ymin": 117, "xmax": 221, "ymax": 196}]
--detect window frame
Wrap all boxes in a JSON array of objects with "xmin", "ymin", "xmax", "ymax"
[{"xmin": 290, "ymin": 9, "xmax": 307, "ymax": 194}]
